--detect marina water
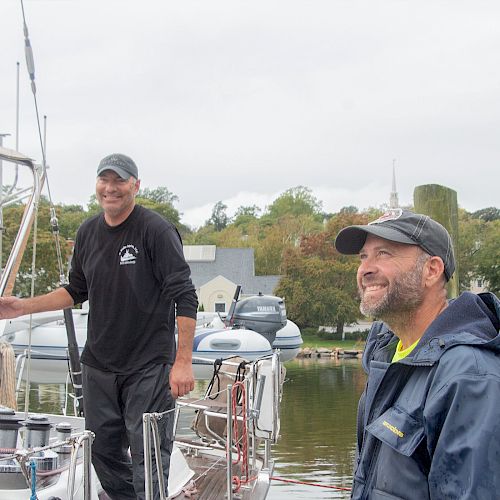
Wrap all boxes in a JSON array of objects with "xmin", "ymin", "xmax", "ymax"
[{"xmin": 20, "ymin": 357, "xmax": 365, "ymax": 499}]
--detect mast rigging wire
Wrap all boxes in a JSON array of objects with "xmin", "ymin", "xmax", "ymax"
[
  {"xmin": 19, "ymin": 0, "xmax": 67, "ymax": 285},
  {"xmin": 18, "ymin": 0, "xmax": 84, "ymax": 416}
]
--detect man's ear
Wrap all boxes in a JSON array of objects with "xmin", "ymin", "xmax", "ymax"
[
  {"xmin": 425, "ymin": 256, "xmax": 445, "ymax": 287},
  {"xmin": 133, "ymin": 178, "xmax": 141, "ymax": 194}
]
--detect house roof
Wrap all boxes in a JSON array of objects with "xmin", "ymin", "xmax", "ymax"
[{"xmin": 184, "ymin": 246, "xmax": 281, "ymax": 295}]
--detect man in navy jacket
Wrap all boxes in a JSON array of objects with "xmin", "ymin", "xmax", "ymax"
[{"xmin": 335, "ymin": 209, "xmax": 500, "ymax": 499}]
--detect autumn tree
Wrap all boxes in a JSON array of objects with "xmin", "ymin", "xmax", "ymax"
[
  {"xmin": 275, "ymin": 211, "xmax": 364, "ymax": 332},
  {"xmin": 276, "ymin": 245, "xmax": 359, "ymax": 332}
]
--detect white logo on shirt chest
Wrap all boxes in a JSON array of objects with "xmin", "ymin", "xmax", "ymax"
[{"xmin": 119, "ymin": 244, "xmax": 139, "ymax": 265}]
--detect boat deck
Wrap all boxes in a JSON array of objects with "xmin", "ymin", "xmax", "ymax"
[{"xmin": 177, "ymin": 452, "xmax": 272, "ymax": 499}]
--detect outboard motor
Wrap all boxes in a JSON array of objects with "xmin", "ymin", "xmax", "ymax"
[{"xmin": 231, "ymin": 293, "xmax": 287, "ymax": 345}]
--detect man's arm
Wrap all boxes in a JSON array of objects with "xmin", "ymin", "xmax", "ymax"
[
  {"xmin": 0, "ymin": 287, "xmax": 74, "ymax": 319},
  {"xmin": 169, "ymin": 316, "xmax": 196, "ymax": 399}
]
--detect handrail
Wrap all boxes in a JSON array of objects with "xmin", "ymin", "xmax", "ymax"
[
  {"xmin": 0, "ymin": 147, "xmax": 44, "ymax": 297},
  {"xmin": 226, "ymin": 383, "xmax": 233, "ymax": 500},
  {"xmin": 67, "ymin": 431, "xmax": 94, "ymax": 500},
  {"xmin": 142, "ymin": 352, "xmax": 281, "ymax": 499}
]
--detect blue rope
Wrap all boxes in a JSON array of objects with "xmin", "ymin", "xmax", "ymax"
[{"xmin": 30, "ymin": 460, "xmax": 37, "ymax": 500}]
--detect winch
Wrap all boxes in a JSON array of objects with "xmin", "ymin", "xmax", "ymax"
[
  {"xmin": 24, "ymin": 415, "xmax": 58, "ymax": 472},
  {"xmin": 0, "ymin": 408, "xmax": 24, "ymax": 487},
  {"xmin": 0, "ymin": 410, "xmax": 75, "ymax": 487}
]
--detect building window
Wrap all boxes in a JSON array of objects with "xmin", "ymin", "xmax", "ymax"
[{"xmin": 215, "ymin": 302, "xmax": 226, "ymax": 313}]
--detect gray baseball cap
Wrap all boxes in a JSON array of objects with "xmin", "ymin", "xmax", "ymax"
[
  {"xmin": 97, "ymin": 153, "xmax": 138, "ymax": 180},
  {"xmin": 335, "ymin": 209, "xmax": 455, "ymax": 281}
]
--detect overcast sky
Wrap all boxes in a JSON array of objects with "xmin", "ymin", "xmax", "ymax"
[{"xmin": 1, "ymin": 1, "xmax": 498, "ymax": 227}]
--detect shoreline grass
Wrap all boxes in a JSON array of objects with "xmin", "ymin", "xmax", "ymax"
[{"xmin": 301, "ymin": 335, "xmax": 366, "ymax": 351}]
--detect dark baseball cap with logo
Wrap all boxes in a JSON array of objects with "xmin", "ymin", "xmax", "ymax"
[
  {"xmin": 97, "ymin": 153, "xmax": 138, "ymax": 180},
  {"xmin": 334, "ymin": 208, "xmax": 455, "ymax": 281}
]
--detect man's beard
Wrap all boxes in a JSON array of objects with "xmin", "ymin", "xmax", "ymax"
[{"xmin": 359, "ymin": 253, "xmax": 428, "ymax": 322}]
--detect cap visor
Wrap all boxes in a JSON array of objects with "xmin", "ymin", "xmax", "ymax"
[
  {"xmin": 335, "ymin": 225, "xmax": 418, "ymax": 254},
  {"xmin": 97, "ymin": 165, "xmax": 131, "ymax": 179}
]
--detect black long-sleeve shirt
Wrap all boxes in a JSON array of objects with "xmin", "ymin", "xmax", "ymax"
[{"xmin": 65, "ymin": 205, "xmax": 198, "ymax": 373}]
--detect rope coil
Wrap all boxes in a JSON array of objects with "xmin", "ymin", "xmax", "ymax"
[{"xmin": 0, "ymin": 341, "xmax": 17, "ymax": 409}]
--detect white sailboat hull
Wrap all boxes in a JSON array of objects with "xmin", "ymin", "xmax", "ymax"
[{"xmin": 0, "ymin": 312, "xmax": 302, "ymax": 382}]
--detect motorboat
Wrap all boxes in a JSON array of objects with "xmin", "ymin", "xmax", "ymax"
[{"xmin": 0, "ymin": 295, "xmax": 302, "ymax": 382}]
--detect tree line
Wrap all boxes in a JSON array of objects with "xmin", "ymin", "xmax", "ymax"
[{"xmin": 2, "ymin": 186, "xmax": 498, "ymax": 333}]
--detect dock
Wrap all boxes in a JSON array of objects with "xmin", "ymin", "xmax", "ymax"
[{"xmin": 296, "ymin": 347, "xmax": 362, "ymax": 359}]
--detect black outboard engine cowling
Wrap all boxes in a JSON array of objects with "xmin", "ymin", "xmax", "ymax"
[{"xmin": 231, "ymin": 293, "xmax": 287, "ymax": 346}]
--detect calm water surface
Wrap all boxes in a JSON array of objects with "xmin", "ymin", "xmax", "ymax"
[
  {"xmin": 19, "ymin": 357, "xmax": 366, "ymax": 500},
  {"xmin": 268, "ymin": 358, "xmax": 365, "ymax": 499}
]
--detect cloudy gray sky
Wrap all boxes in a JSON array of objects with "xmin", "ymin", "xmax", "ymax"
[{"xmin": 1, "ymin": 0, "xmax": 498, "ymax": 227}]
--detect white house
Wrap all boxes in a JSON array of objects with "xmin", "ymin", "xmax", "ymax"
[{"xmin": 184, "ymin": 245, "xmax": 281, "ymax": 312}]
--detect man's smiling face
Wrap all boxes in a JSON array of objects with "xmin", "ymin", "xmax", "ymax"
[{"xmin": 357, "ymin": 234, "xmax": 429, "ymax": 320}]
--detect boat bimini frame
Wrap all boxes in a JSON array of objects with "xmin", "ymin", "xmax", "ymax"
[{"xmin": 0, "ymin": 146, "xmax": 45, "ymax": 297}]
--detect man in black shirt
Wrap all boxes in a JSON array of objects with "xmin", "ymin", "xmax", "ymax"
[{"xmin": 0, "ymin": 153, "xmax": 198, "ymax": 499}]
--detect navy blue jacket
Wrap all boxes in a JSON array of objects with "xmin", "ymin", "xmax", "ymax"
[{"xmin": 352, "ymin": 292, "xmax": 500, "ymax": 500}]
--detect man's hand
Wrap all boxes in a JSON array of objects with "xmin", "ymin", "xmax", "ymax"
[
  {"xmin": 0, "ymin": 296, "xmax": 25, "ymax": 319},
  {"xmin": 169, "ymin": 359, "xmax": 195, "ymax": 399},
  {"xmin": 171, "ymin": 315, "xmax": 196, "ymax": 399},
  {"xmin": 0, "ymin": 288, "xmax": 73, "ymax": 320}
]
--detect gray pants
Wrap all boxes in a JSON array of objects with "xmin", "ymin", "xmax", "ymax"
[{"xmin": 82, "ymin": 363, "xmax": 174, "ymax": 500}]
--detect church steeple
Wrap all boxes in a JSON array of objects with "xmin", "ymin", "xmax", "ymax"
[{"xmin": 390, "ymin": 159, "xmax": 399, "ymax": 208}]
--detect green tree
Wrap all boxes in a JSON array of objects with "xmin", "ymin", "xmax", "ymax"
[
  {"xmin": 2, "ymin": 199, "xmax": 72, "ymax": 297},
  {"xmin": 254, "ymin": 213, "xmax": 323, "ymax": 275},
  {"xmin": 454, "ymin": 209, "xmax": 499, "ymax": 293},
  {"xmin": 265, "ymin": 186, "xmax": 322, "ymax": 221},
  {"xmin": 474, "ymin": 219, "xmax": 500, "ymax": 294},
  {"xmin": 138, "ymin": 186, "xmax": 178, "ymax": 206},
  {"xmin": 135, "ymin": 196, "xmax": 181, "ymax": 226},
  {"xmin": 233, "ymin": 205, "xmax": 261, "ymax": 232},
  {"xmin": 207, "ymin": 201, "xmax": 230, "ymax": 231},
  {"xmin": 183, "ymin": 224, "xmax": 217, "ymax": 245},
  {"xmin": 234, "ymin": 205, "xmax": 261, "ymax": 218},
  {"xmin": 471, "ymin": 207, "xmax": 500, "ymax": 222},
  {"xmin": 457, "ymin": 209, "xmax": 484, "ymax": 292},
  {"xmin": 56, "ymin": 203, "xmax": 87, "ymax": 239}
]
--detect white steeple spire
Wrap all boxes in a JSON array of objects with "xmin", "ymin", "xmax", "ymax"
[{"xmin": 390, "ymin": 159, "xmax": 399, "ymax": 208}]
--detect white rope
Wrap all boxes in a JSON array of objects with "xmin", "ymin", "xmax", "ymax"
[{"xmin": 0, "ymin": 341, "xmax": 17, "ymax": 409}]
